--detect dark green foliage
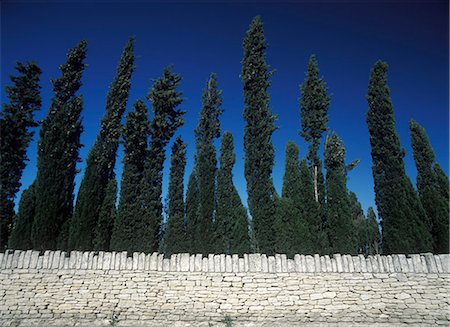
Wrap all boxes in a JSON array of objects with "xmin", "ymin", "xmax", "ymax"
[
  {"xmin": 192, "ymin": 73, "xmax": 223, "ymax": 255},
  {"xmin": 163, "ymin": 137, "xmax": 188, "ymax": 256},
  {"xmin": 185, "ymin": 171, "xmax": 199, "ymax": 253},
  {"xmin": 31, "ymin": 40, "xmax": 87, "ymax": 251},
  {"xmin": 410, "ymin": 120, "xmax": 449, "ymax": 253},
  {"xmin": 93, "ymin": 176, "xmax": 118, "ymax": 251},
  {"xmin": 299, "ymin": 55, "xmax": 330, "ymax": 205},
  {"xmin": 241, "ymin": 16, "xmax": 278, "ymax": 255},
  {"xmin": 324, "ymin": 133, "xmax": 356, "ymax": 254},
  {"xmin": 110, "ymin": 100, "xmax": 150, "ymax": 251},
  {"xmin": 276, "ymin": 141, "xmax": 313, "ymax": 256},
  {"xmin": 366, "ymin": 61, "xmax": 432, "ymax": 254},
  {"xmin": 215, "ymin": 132, "xmax": 250, "ymax": 255},
  {"xmin": 69, "ymin": 38, "xmax": 135, "ymax": 251},
  {"xmin": 349, "ymin": 191, "xmax": 367, "ymax": 254},
  {"xmin": 138, "ymin": 67, "xmax": 185, "ymax": 253},
  {"xmin": 366, "ymin": 207, "xmax": 381, "ymax": 255},
  {"xmin": 8, "ymin": 183, "xmax": 36, "ymax": 250},
  {"xmin": 0, "ymin": 62, "xmax": 42, "ymax": 249},
  {"xmin": 434, "ymin": 163, "xmax": 449, "ymax": 200}
]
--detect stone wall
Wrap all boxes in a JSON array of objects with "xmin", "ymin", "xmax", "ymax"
[{"xmin": 0, "ymin": 250, "xmax": 449, "ymax": 326}]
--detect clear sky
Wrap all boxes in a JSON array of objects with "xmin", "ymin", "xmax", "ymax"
[{"xmin": 1, "ymin": 1, "xmax": 449, "ymax": 218}]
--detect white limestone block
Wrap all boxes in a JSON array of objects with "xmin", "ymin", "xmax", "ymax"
[
  {"xmin": 249, "ymin": 253, "xmax": 261, "ymax": 272},
  {"xmin": 180, "ymin": 253, "xmax": 190, "ymax": 272},
  {"xmin": 300, "ymin": 255, "xmax": 306, "ymax": 273},
  {"xmin": 214, "ymin": 255, "xmax": 221, "ymax": 272},
  {"xmin": 320, "ymin": 255, "xmax": 327, "ymax": 272},
  {"xmin": 331, "ymin": 257, "xmax": 337, "ymax": 272},
  {"xmin": 69, "ymin": 251, "xmax": 77, "ymax": 269},
  {"xmin": 275, "ymin": 254, "xmax": 282, "ymax": 273},
  {"xmin": 208, "ymin": 254, "xmax": 215, "ymax": 272},
  {"xmin": 120, "ymin": 251, "xmax": 128, "ymax": 270},
  {"xmin": 305, "ymin": 255, "xmax": 315, "ymax": 273},
  {"xmin": 145, "ymin": 253, "xmax": 152, "ymax": 270},
  {"xmin": 232, "ymin": 254, "xmax": 239, "ymax": 272},
  {"xmin": 157, "ymin": 254, "xmax": 164, "ymax": 271},
  {"xmin": 314, "ymin": 254, "xmax": 321, "ymax": 272},
  {"xmin": 170, "ymin": 254, "xmax": 177, "ymax": 271},
  {"xmin": 103, "ymin": 252, "xmax": 111, "ymax": 270},
  {"xmin": 334, "ymin": 254, "xmax": 342, "ymax": 273},
  {"xmin": 163, "ymin": 258, "xmax": 170, "ymax": 271},
  {"xmin": 238, "ymin": 258, "xmax": 245, "ymax": 272},
  {"xmin": 281, "ymin": 254, "xmax": 288, "ymax": 272},
  {"xmin": 268, "ymin": 256, "xmax": 276, "ymax": 273},
  {"xmin": 422, "ymin": 253, "xmax": 437, "ymax": 273},
  {"xmin": 244, "ymin": 254, "xmax": 249, "ymax": 272},
  {"xmin": 133, "ymin": 252, "xmax": 139, "ymax": 270},
  {"xmin": 287, "ymin": 259, "xmax": 295, "ymax": 272},
  {"xmin": 29, "ymin": 251, "xmax": 40, "ymax": 269},
  {"xmin": 225, "ymin": 255, "xmax": 232, "ymax": 272},
  {"xmin": 138, "ymin": 252, "xmax": 146, "ymax": 269},
  {"xmin": 220, "ymin": 254, "xmax": 226, "ymax": 272},
  {"xmin": 80, "ymin": 252, "xmax": 89, "ymax": 269},
  {"xmin": 92, "ymin": 253, "xmax": 98, "ymax": 270},
  {"xmin": 202, "ymin": 257, "xmax": 209, "ymax": 272},
  {"xmin": 195, "ymin": 254, "xmax": 203, "ymax": 272},
  {"xmin": 23, "ymin": 250, "xmax": 33, "ymax": 269},
  {"xmin": 346, "ymin": 255, "xmax": 354, "ymax": 273},
  {"xmin": 36, "ymin": 254, "xmax": 43, "ymax": 269},
  {"xmin": 340, "ymin": 255, "xmax": 348, "ymax": 272},
  {"xmin": 408, "ymin": 254, "xmax": 420, "ymax": 273},
  {"xmin": 370, "ymin": 256, "xmax": 378, "ymax": 273},
  {"xmin": 41, "ymin": 250, "xmax": 50, "ymax": 269},
  {"xmin": 325, "ymin": 255, "xmax": 332, "ymax": 272},
  {"xmin": 434, "ymin": 255, "xmax": 443, "ymax": 273},
  {"xmin": 294, "ymin": 254, "xmax": 301, "ymax": 272},
  {"xmin": 261, "ymin": 254, "xmax": 268, "ymax": 273},
  {"xmin": 190, "ymin": 255, "xmax": 196, "ymax": 272},
  {"xmin": 420, "ymin": 255, "xmax": 429, "ymax": 273},
  {"xmin": 366, "ymin": 258, "xmax": 372, "ymax": 272},
  {"xmin": 352, "ymin": 256, "xmax": 361, "ymax": 272},
  {"xmin": 126, "ymin": 256, "xmax": 133, "ymax": 270},
  {"xmin": 439, "ymin": 254, "xmax": 449, "ymax": 273}
]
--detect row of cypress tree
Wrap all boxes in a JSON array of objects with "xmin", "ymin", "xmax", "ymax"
[{"xmin": 1, "ymin": 16, "xmax": 448, "ymax": 256}]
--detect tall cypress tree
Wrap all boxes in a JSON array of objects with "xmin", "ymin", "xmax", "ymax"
[
  {"xmin": 324, "ymin": 133, "xmax": 356, "ymax": 254},
  {"xmin": 349, "ymin": 191, "xmax": 367, "ymax": 254},
  {"xmin": 110, "ymin": 100, "xmax": 150, "ymax": 251},
  {"xmin": 8, "ymin": 183, "xmax": 36, "ymax": 250},
  {"xmin": 31, "ymin": 41, "xmax": 87, "ymax": 251},
  {"xmin": 215, "ymin": 132, "xmax": 250, "ymax": 255},
  {"xmin": 434, "ymin": 163, "xmax": 449, "ymax": 200},
  {"xmin": 0, "ymin": 62, "xmax": 42, "ymax": 249},
  {"xmin": 409, "ymin": 120, "xmax": 449, "ymax": 253},
  {"xmin": 299, "ymin": 55, "xmax": 330, "ymax": 206},
  {"xmin": 366, "ymin": 61, "xmax": 432, "ymax": 254},
  {"xmin": 192, "ymin": 73, "xmax": 223, "ymax": 255},
  {"xmin": 242, "ymin": 16, "xmax": 278, "ymax": 255},
  {"xmin": 185, "ymin": 170, "xmax": 199, "ymax": 253},
  {"xmin": 69, "ymin": 38, "xmax": 135, "ymax": 251},
  {"xmin": 163, "ymin": 137, "xmax": 187, "ymax": 256},
  {"xmin": 366, "ymin": 207, "xmax": 381, "ymax": 255},
  {"xmin": 137, "ymin": 66, "xmax": 185, "ymax": 253},
  {"xmin": 277, "ymin": 141, "xmax": 312, "ymax": 256},
  {"xmin": 93, "ymin": 176, "xmax": 118, "ymax": 251}
]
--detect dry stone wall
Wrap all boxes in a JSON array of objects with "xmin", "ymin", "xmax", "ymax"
[{"xmin": 0, "ymin": 250, "xmax": 449, "ymax": 326}]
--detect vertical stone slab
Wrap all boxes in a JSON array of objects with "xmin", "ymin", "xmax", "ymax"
[
  {"xmin": 268, "ymin": 256, "xmax": 275, "ymax": 273},
  {"xmin": 411, "ymin": 254, "xmax": 422, "ymax": 273},
  {"xmin": 366, "ymin": 257, "xmax": 373, "ymax": 272},
  {"xmin": 119, "ymin": 252, "xmax": 127, "ymax": 270},
  {"xmin": 275, "ymin": 254, "xmax": 282, "ymax": 273},
  {"xmin": 145, "ymin": 253, "xmax": 152, "ymax": 270},
  {"xmin": 132, "ymin": 252, "xmax": 139, "ymax": 270},
  {"xmin": 381, "ymin": 256, "xmax": 388, "ymax": 273},
  {"xmin": 220, "ymin": 254, "xmax": 226, "ymax": 272},
  {"xmin": 370, "ymin": 256, "xmax": 378, "ymax": 273},
  {"xmin": 359, "ymin": 255, "xmax": 367, "ymax": 272},
  {"xmin": 87, "ymin": 252, "xmax": 94, "ymax": 269},
  {"xmin": 163, "ymin": 259, "xmax": 170, "ymax": 271},
  {"xmin": 331, "ymin": 257, "xmax": 337, "ymax": 272},
  {"xmin": 397, "ymin": 255, "xmax": 409, "ymax": 272},
  {"xmin": 13, "ymin": 251, "xmax": 23, "ymax": 269},
  {"xmin": 423, "ymin": 253, "xmax": 437, "ymax": 273},
  {"xmin": 202, "ymin": 257, "xmax": 208, "ymax": 272},
  {"xmin": 69, "ymin": 251, "xmax": 77, "ymax": 269},
  {"xmin": 80, "ymin": 252, "xmax": 89, "ymax": 269},
  {"xmin": 325, "ymin": 255, "xmax": 332, "ymax": 272},
  {"xmin": 353, "ymin": 256, "xmax": 361, "ymax": 272},
  {"xmin": 232, "ymin": 254, "xmax": 239, "ymax": 273},
  {"xmin": 249, "ymin": 253, "xmax": 261, "ymax": 272},
  {"xmin": 92, "ymin": 254, "xmax": 98, "ymax": 270},
  {"xmin": 281, "ymin": 254, "xmax": 288, "ymax": 272},
  {"xmin": 29, "ymin": 251, "xmax": 40, "ymax": 269},
  {"xmin": 392, "ymin": 255, "xmax": 401, "ymax": 272},
  {"xmin": 138, "ymin": 252, "xmax": 146, "ymax": 269},
  {"xmin": 238, "ymin": 258, "xmax": 244, "ymax": 272},
  {"xmin": 214, "ymin": 255, "xmax": 221, "ymax": 272},
  {"xmin": 386, "ymin": 255, "xmax": 394, "ymax": 272},
  {"xmin": 157, "ymin": 254, "xmax": 164, "ymax": 271},
  {"xmin": 208, "ymin": 254, "xmax": 215, "ymax": 272},
  {"xmin": 376, "ymin": 255, "xmax": 384, "ymax": 272},
  {"xmin": 75, "ymin": 251, "xmax": 83, "ymax": 269},
  {"xmin": 320, "ymin": 256, "xmax": 327, "ymax": 272},
  {"xmin": 0, "ymin": 253, "xmax": 4, "ymax": 269},
  {"xmin": 169, "ymin": 254, "xmax": 177, "ymax": 271},
  {"xmin": 334, "ymin": 254, "xmax": 342, "ymax": 273},
  {"xmin": 244, "ymin": 254, "xmax": 249, "ymax": 272},
  {"xmin": 439, "ymin": 254, "xmax": 449, "ymax": 273},
  {"xmin": 180, "ymin": 253, "xmax": 190, "ymax": 272},
  {"xmin": 36, "ymin": 254, "xmax": 43, "ymax": 269},
  {"xmin": 190, "ymin": 255, "xmax": 196, "ymax": 272},
  {"xmin": 314, "ymin": 254, "xmax": 321, "ymax": 272},
  {"xmin": 340, "ymin": 255, "xmax": 348, "ymax": 272},
  {"xmin": 434, "ymin": 255, "xmax": 443, "ymax": 273},
  {"xmin": 95, "ymin": 251, "xmax": 103, "ymax": 270},
  {"xmin": 41, "ymin": 250, "xmax": 50, "ymax": 269},
  {"xmin": 261, "ymin": 254, "xmax": 268, "ymax": 273},
  {"xmin": 305, "ymin": 255, "xmax": 315, "ymax": 273},
  {"xmin": 0, "ymin": 251, "xmax": 9, "ymax": 269},
  {"xmin": 287, "ymin": 259, "xmax": 295, "ymax": 272},
  {"xmin": 195, "ymin": 254, "xmax": 203, "ymax": 272},
  {"xmin": 22, "ymin": 250, "xmax": 32, "ymax": 269},
  {"xmin": 294, "ymin": 254, "xmax": 301, "ymax": 272},
  {"xmin": 105, "ymin": 252, "xmax": 113, "ymax": 270},
  {"xmin": 346, "ymin": 255, "xmax": 354, "ymax": 273},
  {"xmin": 420, "ymin": 255, "xmax": 428, "ymax": 273},
  {"xmin": 225, "ymin": 255, "xmax": 232, "ymax": 272},
  {"xmin": 300, "ymin": 255, "xmax": 307, "ymax": 273}
]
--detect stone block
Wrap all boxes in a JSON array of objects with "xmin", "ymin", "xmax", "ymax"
[
  {"xmin": 180, "ymin": 253, "xmax": 190, "ymax": 272},
  {"xmin": 22, "ymin": 250, "xmax": 33, "ymax": 269},
  {"xmin": 334, "ymin": 254, "xmax": 342, "ymax": 272},
  {"xmin": 261, "ymin": 254, "xmax": 268, "ymax": 272},
  {"xmin": 214, "ymin": 254, "xmax": 221, "ymax": 272},
  {"xmin": 244, "ymin": 254, "xmax": 249, "ymax": 272},
  {"xmin": 439, "ymin": 254, "xmax": 449, "ymax": 273},
  {"xmin": 325, "ymin": 255, "xmax": 332, "ymax": 272},
  {"xmin": 16, "ymin": 251, "xmax": 25, "ymax": 269},
  {"xmin": 120, "ymin": 251, "xmax": 128, "ymax": 270},
  {"xmin": 268, "ymin": 256, "xmax": 276, "ymax": 273},
  {"xmin": 275, "ymin": 254, "xmax": 282, "ymax": 273},
  {"xmin": 392, "ymin": 254, "xmax": 401, "ymax": 272},
  {"xmin": 208, "ymin": 254, "xmax": 215, "ymax": 272},
  {"xmin": 162, "ymin": 259, "xmax": 170, "ymax": 271},
  {"xmin": 133, "ymin": 252, "xmax": 139, "ymax": 270},
  {"xmin": 126, "ymin": 256, "xmax": 133, "ymax": 270},
  {"xmin": 314, "ymin": 254, "xmax": 321, "ymax": 272},
  {"xmin": 340, "ymin": 255, "xmax": 348, "ymax": 272},
  {"xmin": 359, "ymin": 255, "xmax": 367, "ymax": 272},
  {"xmin": 169, "ymin": 254, "xmax": 177, "ymax": 271},
  {"xmin": 377, "ymin": 255, "xmax": 384, "ymax": 273},
  {"xmin": 190, "ymin": 255, "xmax": 196, "ymax": 272},
  {"xmin": 411, "ymin": 254, "xmax": 422, "ymax": 273},
  {"xmin": 434, "ymin": 255, "xmax": 443, "ymax": 273},
  {"xmin": 195, "ymin": 254, "xmax": 203, "ymax": 272},
  {"xmin": 157, "ymin": 254, "xmax": 163, "ymax": 271},
  {"xmin": 41, "ymin": 250, "xmax": 50, "ymax": 269},
  {"xmin": 423, "ymin": 253, "xmax": 437, "ymax": 273},
  {"xmin": 29, "ymin": 251, "xmax": 40, "ymax": 269},
  {"xmin": 406, "ymin": 257, "xmax": 414, "ymax": 272},
  {"xmin": 370, "ymin": 255, "xmax": 379, "ymax": 273},
  {"xmin": 149, "ymin": 253, "xmax": 158, "ymax": 271},
  {"xmin": 320, "ymin": 255, "xmax": 327, "ymax": 272},
  {"xmin": 249, "ymin": 253, "xmax": 261, "ymax": 272},
  {"xmin": 281, "ymin": 254, "xmax": 288, "ymax": 272},
  {"xmin": 202, "ymin": 257, "xmax": 208, "ymax": 272},
  {"xmin": 366, "ymin": 257, "xmax": 373, "ymax": 272},
  {"xmin": 232, "ymin": 254, "xmax": 239, "ymax": 272},
  {"xmin": 145, "ymin": 253, "xmax": 152, "ymax": 270},
  {"xmin": 353, "ymin": 256, "xmax": 361, "ymax": 272},
  {"xmin": 220, "ymin": 254, "xmax": 226, "ymax": 272},
  {"xmin": 305, "ymin": 255, "xmax": 315, "ymax": 273},
  {"xmin": 60, "ymin": 252, "xmax": 67, "ymax": 269},
  {"xmin": 346, "ymin": 255, "xmax": 354, "ymax": 273},
  {"xmin": 92, "ymin": 253, "xmax": 98, "ymax": 270},
  {"xmin": 80, "ymin": 252, "xmax": 88, "ymax": 269},
  {"xmin": 331, "ymin": 257, "xmax": 337, "ymax": 272},
  {"xmin": 294, "ymin": 254, "xmax": 301, "ymax": 272},
  {"xmin": 225, "ymin": 255, "xmax": 232, "ymax": 272},
  {"xmin": 287, "ymin": 259, "xmax": 295, "ymax": 272},
  {"xmin": 103, "ymin": 252, "xmax": 111, "ymax": 270},
  {"xmin": 75, "ymin": 251, "xmax": 83, "ymax": 269},
  {"xmin": 238, "ymin": 258, "xmax": 245, "ymax": 272}
]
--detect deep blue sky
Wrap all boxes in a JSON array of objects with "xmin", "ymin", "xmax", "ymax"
[{"xmin": 2, "ymin": 1, "xmax": 449, "ymax": 218}]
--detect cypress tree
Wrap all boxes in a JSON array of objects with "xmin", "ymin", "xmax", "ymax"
[
  {"xmin": 241, "ymin": 16, "xmax": 278, "ymax": 255},
  {"xmin": 215, "ymin": 132, "xmax": 250, "ymax": 255},
  {"xmin": 277, "ymin": 141, "xmax": 312, "ymax": 256},
  {"xmin": 137, "ymin": 67, "xmax": 185, "ymax": 253},
  {"xmin": 93, "ymin": 176, "xmax": 118, "ymax": 251},
  {"xmin": 434, "ymin": 163, "xmax": 449, "ymax": 200},
  {"xmin": 163, "ymin": 137, "xmax": 187, "ymax": 256},
  {"xmin": 69, "ymin": 38, "xmax": 135, "ymax": 251},
  {"xmin": 8, "ymin": 183, "xmax": 36, "ymax": 250},
  {"xmin": 299, "ymin": 55, "xmax": 330, "ymax": 206},
  {"xmin": 409, "ymin": 120, "xmax": 449, "ymax": 253},
  {"xmin": 366, "ymin": 207, "xmax": 381, "ymax": 255},
  {"xmin": 110, "ymin": 100, "xmax": 150, "ymax": 251},
  {"xmin": 185, "ymin": 170, "xmax": 199, "ymax": 253},
  {"xmin": 31, "ymin": 40, "xmax": 87, "ymax": 251},
  {"xmin": 366, "ymin": 61, "xmax": 432, "ymax": 254},
  {"xmin": 349, "ymin": 191, "xmax": 367, "ymax": 254},
  {"xmin": 192, "ymin": 73, "xmax": 223, "ymax": 254},
  {"xmin": 324, "ymin": 133, "xmax": 356, "ymax": 254},
  {"xmin": 0, "ymin": 62, "xmax": 42, "ymax": 249}
]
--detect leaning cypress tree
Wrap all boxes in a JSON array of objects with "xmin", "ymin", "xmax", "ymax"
[
  {"xmin": 434, "ymin": 163, "xmax": 449, "ymax": 201},
  {"xmin": 366, "ymin": 61, "xmax": 432, "ymax": 254},
  {"xmin": 409, "ymin": 120, "xmax": 449, "ymax": 253},
  {"xmin": 348, "ymin": 191, "xmax": 367, "ymax": 254},
  {"xmin": 92, "ymin": 176, "xmax": 118, "ymax": 251},
  {"xmin": 8, "ymin": 183, "xmax": 36, "ymax": 250},
  {"xmin": 185, "ymin": 170, "xmax": 199, "ymax": 253},
  {"xmin": 215, "ymin": 132, "xmax": 250, "ymax": 255},
  {"xmin": 193, "ymin": 73, "xmax": 223, "ymax": 254},
  {"xmin": 299, "ymin": 55, "xmax": 330, "ymax": 205},
  {"xmin": 366, "ymin": 207, "xmax": 381, "ymax": 255},
  {"xmin": 138, "ymin": 66, "xmax": 185, "ymax": 253},
  {"xmin": 163, "ymin": 137, "xmax": 187, "ymax": 256},
  {"xmin": 241, "ymin": 16, "xmax": 278, "ymax": 255},
  {"xmin": 31, "ymin": 41, "xmax": 87, "ymax": 251},
  {"xmin": 69, "ymin": 38, "xmax": 135, "ymax": 251},
  {"xmin": 324, "ymin": 132, "xmax": 356, "ymax": 255},
  {"xmin": 110, "ymin": 100, "xmax": 150, "ymax": 251},
  {"xmin": 0, "ymin": 62, "xmax": 42, "ymax": 249}
]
